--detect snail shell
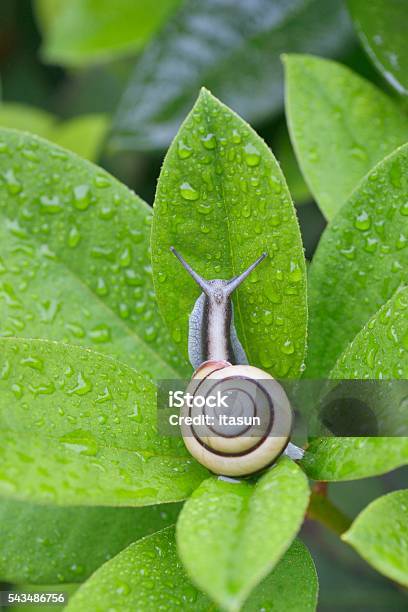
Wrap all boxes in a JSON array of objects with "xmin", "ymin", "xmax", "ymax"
[{"xmin": 180, "ymin": 360, "xmax": 292, "ymax": 477}]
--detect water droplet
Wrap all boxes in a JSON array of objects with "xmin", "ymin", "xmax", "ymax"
[
  {"xmin": 400, "ymin": 201, "xmax": 408, "ymax": 216},
  {"xmin": 231, "ymin": 129, "xmax": 241, "ymax": 144},
  {"xmin": 39, "ymin": 299, "xmax": 60, "ymax": 323},
  {"xmin": 119, "ymin": 247, "xmax": 132, "ymax": 267},
  {"xmin": 179, "ymin": 182, "xmax": 199, "ymax": 201},
  {"xmin": 20, "ymin": 356, "xmax": 44, "ymax": 371},
  {"xmin": 11, "ymin": 383, "xmax": 23, "ymax": 399},
  {"xmin": 65, "ymin": 322, "xmax": 86, "ymax": 338},
  {"xmin": 264, "ymin": 285, "xmax": 282, "ymax": 304},
  {"xmin": 281, "ymin": 339, "xmax": 295, "ymax": 355},
  {"xmin": 289, "ymin": 262, "xmax": 302, "ymax": 283},
  {"xmin": 89, "ymin": 324, "xmax": 111, "ymax": 343},
  {"xmin": 177, "ymin": 140, "xmax": 193, "ymax": 159},
  {"xmin": 244, "ymin": 144, "xmax": 261, "ymax": 167},
  {"xmin": 354, "ymin": 210, "xmax": 371, "ymax": 231},
  {"xmin": 128, "ymin": 405, "xmax": 143, "ymax": 423},
  {"xmin": 3, "ymin": 169, "xmax": 22, "ymax": 194},
  {"xmin": 201, "ymin": 133, "xmax": 216, "ymax": 150},
  {"xmin": 67, "ymin": 372, "xmax": 92, "ymax": 396},
  {"xmin": 96, "ymin": 277, "xmax": 108, "ymax": 296},
  {"xmin": 40, "ymin": 195, "xmax": 62, "ymax": 214},
  {"xmin": 125, "ymin": 269, "xmax": 142, "ymax": 286},
  {"xmin": 98, "ymin": 206, "xmax": 116, "ymax": 220},
  {"xmin": 145, "ymin": 326, "xmax": 157, "ymax": 342},
  {"xmin": 119, "ymin": 303, "xmax": 130, "ymax": 319},
  {"xmin": 115, "ymin": 581, "xmax": 130, "ymax": 596},
  {"xmin": 259, "ymin": 349, "xmax": 273, "ymax": 368},
  {"xmin": 197, "ymin": 202, "xmax": 213, "ymax": 215},
  {"xmin": 73, "ymin": 184, "xmax": 91, "ymax": 210},
  {"xmin": 59, "ymin": 429, "xmax": 98, "ymax": 456},
  {"xmin": 396, "ymin": 233, "xmax": 407, "ymax": 250},
  {"xmin": 68, "ymin": 226, "xmax": 81, "ymax": 248},
  {"xmin": 94, "ymin": 174, "xmax": 110, "ymax": 188}
]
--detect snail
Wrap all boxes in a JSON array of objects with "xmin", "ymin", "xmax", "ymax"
[{"xmin": 171, "ymin": 247, "xmax": 304, "ymax": 477}]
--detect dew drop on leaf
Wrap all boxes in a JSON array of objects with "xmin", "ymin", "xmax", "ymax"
[
  {"xmin": 67, "ymin": 225, "xmax": 81, "ymax": 248},
  {"xmin": 59, "ymin": 429, "xmax": 99, "ymax": 456},
  {"xmin": 177, "ymin": 140, "xmax": 193, "ymax": 159},
  {"xmin": 243, "ymin": 143, "xmax": 261, "ymax": 167},
  {"xmin": 201, "ymin": 133, "xmax": 217, "ymax": 150},
  {"xmin": 73, "ymin": 184, "xmax": 91, "ymax": 210},
  {"xmin": 179, "ymin": 182, "xmax": 199, "ymax": 200}
]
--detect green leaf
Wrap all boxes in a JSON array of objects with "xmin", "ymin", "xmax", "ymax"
[
  {"xmin": 331, "ymin": 286, "xmax": 408, "ymax": 379},
  {"xmin": 0, "ymin": 338, "xmax": 207, "ymax": 506},
  {"xmin": 65, "ymin": 526, "xmax": 317, "ymax": 612},
  {"xmin": 347, "ymin": 0, "xmax": 408, "ymax": 96},
  {"xmin": 37, "ymin": 0, "xmax": 182, "ymax": 67},
  {"xmin": 49, "ymin": 114, "xmax": 108, "ymax": 162},
  {"xmin": 306, "ymin": 143, "xmax": 408, "ymax": 377},
  {"xmin": 151, "ymin": 89, "xmax": 307, "ymax": 378},
  {"xmin": 303, "ymin": 289, "xmax": 408, "ymax": 481},
  {"xmin": 0, "ymin": 103, "xmax": 55, "ymax": 138},
  {"xmin": 112, "ymin": 0, "xmax": 352, "ymax": 151},
  {"xmin": 274, "ymin": 124, "xmax": 311, "ymax": 206},
  {"xmin": 0, "ymin": 498, "xmax": 181, "ymax": 583},
  {"xmin": 241, "ymin": 539, "xmax": 318, "ymax": 612},
  {"xmin": 0, "ymin": 128, "xmax": 189, "ymax": 378},
  {"xmin": 302, "ymin": 438, "xmax": 408, "ymax": 481},
  {"xmin": 0, "ymin": 105, "xmax": 108, "ymax": 162},
  {"xmin": 342, "ymin": 489, "xmax": 408, "ymax": 586},
  {"xmin": 176, "ymin": 457, "xmax": 310, "ymax": 611},
  {"xmin": 34, "ymin": 0, "xmax": 67, "ymax": 32},
  {"xmin": 65, "ymin": 527, "xmax": 210, "ymax": 611},
  {"xmin": 284, "ymin": 55, "xmax": 408, "ymax": 219}
]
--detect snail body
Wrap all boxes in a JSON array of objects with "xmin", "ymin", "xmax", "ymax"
[{"xmin": 171, "ymin": 248, "xmax": 303, "ymax": 477}]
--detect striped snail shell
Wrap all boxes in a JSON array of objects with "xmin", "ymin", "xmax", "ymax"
[
  {"xmin": 171, "ymin": 247, "xmax": 302, "ymax": 477},
  {"xmin": 181, "ymin": 360, "xmax": 293, "ymax": 477}
]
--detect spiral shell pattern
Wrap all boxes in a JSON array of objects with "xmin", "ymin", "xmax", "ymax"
[{"xmin": 181, "ymin": 360, "xmax": 292, "ymax": 477}]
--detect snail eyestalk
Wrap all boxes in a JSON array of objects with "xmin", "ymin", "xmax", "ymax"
[
  {"xmin": 170, "ymin": 246, "xmax": 210, "ymax": 293},
  {"xmin": 226, "ymin": 252, "xmax": 267, "ymax": 295},
  {"xmin": 170, "ymin": 247, "xmax": 267, "ymax": 295}
]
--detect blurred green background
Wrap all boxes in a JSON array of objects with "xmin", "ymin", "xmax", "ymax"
[{"xmin": 0, "ymin": 1, "xmax": 406, "ymax": 609}]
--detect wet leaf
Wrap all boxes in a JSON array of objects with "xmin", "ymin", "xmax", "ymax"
[
  {"xmin": 342, "ymin": 489, "xmax": 408, "ymax": 586},
  {"xmin": 303, "ymin": 289, "xmax": 408, "ymax": 481},
  {"xmin": 274, "ymin": 124, "xmax": 311, "ymax": 206},
  {"xmin": 347, "ymin": 0, "xmax": 408, "ymax": 96},
  {"xmin": 306, "ymin": 143, "xmax": 408, "ymax": 377},
  {"xmin": 0, "ymin": 338, "xmax": 207, "ymax": 506},
  {"xmin": 65, "ymin": 527, "xmax": 210, "ymax": 611},
  {"xmin": 302, "ymin": 438, "xmax": 408, "ymax": 481},
  {"xmin": 65, "ymin": 526, "xmax": 317, "ymax": 612},
  {"xmin": 331, "ymin": 286, "xmax": 408, "ymax": 380},
  {"xmin": 241, "ymin": 539, "xmax": 318, "ymax": 612},
  {"xmin": 36, "ymin": 0, "xmax": 182, "ymax": 66},
  {"xmin": 284, "ymin": 55, "xmax": 408, "ymax": 219},
  {"xmin": 112, "ymin": 0, "xmax": 351, "ymax": 151},
  {"xmin": 151, "ymin": 89, "xmax": 307, "ymax": 378},
  {"xmin": 177, "ymin": 458, "xmax": 310, "ymax": 611},
  {"xmin": 0, "ymin": 499, "xmax": 181, "ymax": 583},
  {"xmin": 0, "ymin": 128, "xmax": 188, "ymax": 379}
]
